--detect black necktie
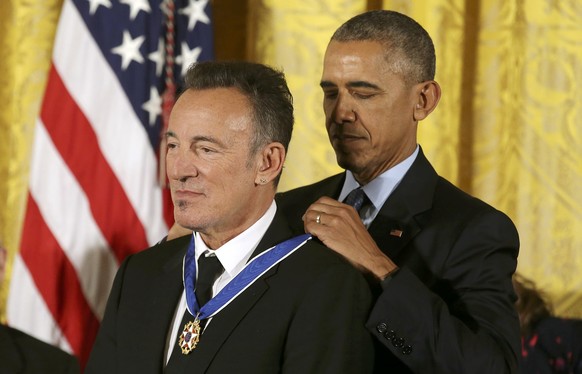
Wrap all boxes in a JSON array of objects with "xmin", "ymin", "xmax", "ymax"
[
  {"xmin": 343, "ymin": 187, "xmax": 368, "ymax": 212},
  {"xmin": 195, "ymin": 254, "xmax": 224, "ymax": 307},
  {"xmin": 166, "ymin": 253, "xmax": 224, "ymax": 370}
]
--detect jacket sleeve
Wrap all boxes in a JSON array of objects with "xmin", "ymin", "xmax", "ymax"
[{"xmin": 367, "ymin": 210, "xmax": 520, "ymax": 374}]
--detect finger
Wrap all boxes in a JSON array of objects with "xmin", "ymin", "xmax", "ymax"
[
  {"xmin": 308, "ymin": 196, "xmax": 348, "ymax": 211},
  {"xmin": 305, "ymin": 202, "xmax": 351, "ymax": 221},
  {"xmin": 304, "ymin": 213, "xmax": 332, "ymax": 237},
  {"xmin": 303, "ymin": 209, "xmax": 326, "ymax": 226}
]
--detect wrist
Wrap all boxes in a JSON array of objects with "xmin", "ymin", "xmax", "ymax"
[
  {"xmin": 370, "ymin": 256, "xmax": 399, "ymax": 282},
  {"xmin": 379, "ymin": 266, "xmax": 399, "ymax": 281}
]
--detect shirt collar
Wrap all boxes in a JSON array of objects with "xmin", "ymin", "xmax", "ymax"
[
  {"xmin": 339, "ymin": 145, "xmax": 419, "ymax": 209},
  {"xmin": 194, "ymin": 200, "xmax": 277, "ymax": 277}
]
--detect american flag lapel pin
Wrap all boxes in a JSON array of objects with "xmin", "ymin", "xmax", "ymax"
[{"xmin": 389, "ymin": 229, "xmax": 403, "ymax": 238}]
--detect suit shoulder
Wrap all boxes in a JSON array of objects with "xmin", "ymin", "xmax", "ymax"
[
  {"xmin": 116, "ymin": 235, "xmax": 190, "ymax": 278},
  {"xmin": 128, "ymin": 235, "xmax": 190, "ymax": 263},
  {"xmin": 434, "ymin": 176, "xmax": 515, "ymax": 223},
  {"xmin": 284, "ymin": 239, "xmax": 362, "ymax": 278},
  {"xmin": 276, "ymin": 174, "xmax": 342, "ymax": 205}
]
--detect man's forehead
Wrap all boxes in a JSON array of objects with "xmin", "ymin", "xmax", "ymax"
[
  {"xmin": 322, "ymin": 41, "xmax": 406, "ymax": 86},
  {"xmin": 324, "ymin": 40, "xmax": 386, "ymax": 60}
]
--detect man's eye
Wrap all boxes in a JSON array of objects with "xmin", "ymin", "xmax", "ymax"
[
  {"xmin": 199, "ymin": 146, "xmax": 215, "ymax": 154},
  {"xmin": 167, "ymin": 143, "xmax": 177, "ymax": 150},
  {"xmin": 323, "ymin": 91, "xmax": 338, "ymax": 99},
  {"xmin": 353, "ymin": 92, "xmax": 375, "ymax": 99}
]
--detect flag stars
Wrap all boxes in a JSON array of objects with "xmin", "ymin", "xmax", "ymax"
[
  {"xmin": 148, "ymin": 38, "xmax": 165, "ymax": 77},
  {"xmin": 179, "ymin": 0, "xmax": 210, "ymax": 31},
  {"xmin": 87, "ymin": 0, "xmax": 112, "ymax": 15},
  {"xmin": 176, "ymin": 42, "xmax": 202, "ymax": 76},
  {"xmin": 111, "ymin": 30, "xmax": 145, "ymax": 70},
  {"xmin": 120, "ymin": 0, "xmax": 151, "ymax": 20},
  {"xmin": 142, "ymin": 87, "xmax": 162, "ymax": 126}
]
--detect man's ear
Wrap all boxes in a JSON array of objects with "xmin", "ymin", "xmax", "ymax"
[
  {"xmin": 413, "ymin": 81, "xmax": 441, "ymax": 121},
  {"xmin": 255, "ymin": 142, "xmax": 285, "ymax": 186}
]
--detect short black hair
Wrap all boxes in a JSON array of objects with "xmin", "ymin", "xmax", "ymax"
[{"xmin": 332, "ymin": 10, "xmax": 436, "ymax": 84}]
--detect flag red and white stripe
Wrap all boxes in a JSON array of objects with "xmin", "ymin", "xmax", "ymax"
[{"xmin": 7, "ymin": 0, "xmax": 213, "ymax": 366}]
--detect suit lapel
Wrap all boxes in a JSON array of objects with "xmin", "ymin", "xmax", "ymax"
[
  {"xmin": 368, "ymin": 148, "xmax": 437, "ymax": 261},
  {"xmin": 186, "ymin": 211, "xmax": 296, "ymax": 371}
]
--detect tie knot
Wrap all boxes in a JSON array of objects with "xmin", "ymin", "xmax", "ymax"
[
  {"xmin": 196, "ymin": 253, "xmax": 224, "ymax": 306},
  {"xmin": 343, "ymin": 187, "xmax": 367, "ymax": 212}
]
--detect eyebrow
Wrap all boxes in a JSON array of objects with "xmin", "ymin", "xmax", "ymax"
[
  {"xmin": 165, "ymin": 131, "xmax": 226, "ymax": 148},
  {"xmin": 320, "ymin": 80, "xmax": 382, "ymax": 90},
  {"xmin": 191, "ymin": 135, "xmax": 224, "ymax": 147}
]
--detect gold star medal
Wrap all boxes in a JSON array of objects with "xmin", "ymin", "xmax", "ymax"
[{"xmin": 178, "ymin": 320, "xmax": 201, "ymax": 354}]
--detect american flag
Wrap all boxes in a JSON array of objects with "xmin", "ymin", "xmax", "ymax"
[{"xmin": 6, "ymin": 0, "xmax": 213, "ymax": 367}]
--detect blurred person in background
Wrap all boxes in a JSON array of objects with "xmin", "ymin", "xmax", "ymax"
[
  {"xmin": 0, "ymin": 241, "xmax": 80, "ymax": 374},
  {"xmin": 514, "ymin": 273, "xmax": 582, "ymax": 374}
]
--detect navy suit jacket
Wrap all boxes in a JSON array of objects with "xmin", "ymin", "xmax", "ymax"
[
  {"xmin": 276, "ymin": 147, "xmax": 520, "ymax": 373},
  {"xmin": 85, "ymin": 211, "xmax": 374, "ymax": 373},
  {"xmin": 0, "ymin": 324, "xmax": 80, "ymax": 374}
]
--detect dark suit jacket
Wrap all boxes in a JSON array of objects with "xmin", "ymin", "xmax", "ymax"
[
  {"xmin": 276, "ymin": 147, "xmax": 520, "ymax": 374},
  {"xmin": 0, "ymin": 324, "xmax": 80, "ymax": 374},
  {"xmin": 85, "ymin": 211, "xmax": 374, "ymax": 373}
]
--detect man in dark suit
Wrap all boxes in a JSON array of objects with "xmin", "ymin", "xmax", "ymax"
[
  {"xmin": 85, "ymin": 61, "xmax": 374, "ymax": 373},
  {"xmin": 276, "ymin": 10, "xmax": 520, "ymax": 373},
  {"xmin": 0, "ymin": 244, "xmax": 80, "ymax": 374}
]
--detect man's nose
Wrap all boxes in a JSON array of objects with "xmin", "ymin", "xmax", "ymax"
[
  {"xmin": 167, "ymin": 151, "xmax": 197, "ymax": 181},
  {"xmin": 331, "ymin": 94, "xmax": 356, "ymax": 124}
]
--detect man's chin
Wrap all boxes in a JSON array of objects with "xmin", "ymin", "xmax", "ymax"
[
  {"xmin": 336, "ymin": 155, "xmax": 365, "ymax": 173},
  {"xmin": 174, "ymin": 218, "xmax": 202, "ymax": 232},
  {"xmin": 174, "ymin": 205, "xmax": 198, "ymax": 228}
]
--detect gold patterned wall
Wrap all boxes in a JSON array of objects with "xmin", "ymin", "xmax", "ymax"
[
  {"xmin": 1, "ymin": 0, "xmax": 581, "ymax": 320},
  {"xmin": 249, "ymin": 0, "xmax": 368, "ymax": 191},
  {"xmin": 0, "ymin": 0, "xmax": 64, "ymax": 321},
  {"xmin": 471, "ymin": 0, "xmax": 582, "ymax": 318}
]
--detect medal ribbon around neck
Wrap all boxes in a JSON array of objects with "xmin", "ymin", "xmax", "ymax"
[{"xmin": 183, "ymin": 233, "xmax": 312, "ymax": 321}]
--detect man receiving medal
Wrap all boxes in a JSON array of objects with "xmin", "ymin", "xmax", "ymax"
[{"xmin": 85, "ymin": 61, "xmax": 374, "ymax": 374}]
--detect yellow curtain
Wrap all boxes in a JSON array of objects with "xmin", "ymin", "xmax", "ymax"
[
  {"xmin": 255, "ymin": 0, "xmax": 582, "ymax": 318},
  {"xmin": 1, "ymin": 0, "xmax": 581, "ymax": 320},
  {"xmin": 0, "ymin": 0, "xmax": 63, "ymax": 321},
  {"xmin": 468, "ymin": 0, "xmax": 582, "ymax": 318}
]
